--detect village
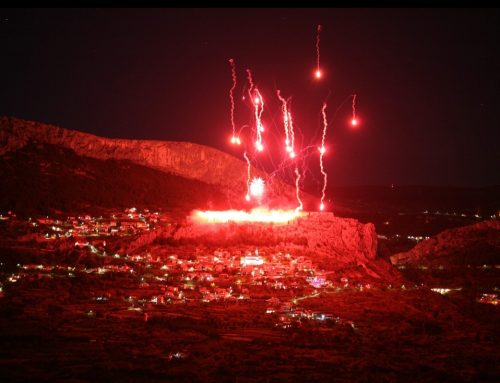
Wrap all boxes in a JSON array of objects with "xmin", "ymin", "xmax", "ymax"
[{"xmin": 0, "ymin": 207, "xmax": 374, "ymax": 331}]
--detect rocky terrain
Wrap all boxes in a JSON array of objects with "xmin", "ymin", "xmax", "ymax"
[
  {"xmin": 391, "ymin": 220, "xmax": 500, "ymax": 266},
  {"xmin": 0, "ymin": 117, "xmax": 312, "ymax": 208}
]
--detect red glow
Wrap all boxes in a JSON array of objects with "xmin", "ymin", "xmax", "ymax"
[
  {"xmin": 254, "ymin": 97, "xmax": 261, "ymax": 105},
  {"xmin": 315, "ymin": 69, "xmax": 322, "ymax": 79},
  {"xmin": 320, "ymin": 203, "xmax": 325, "ymax": 211},
  {"xmin": 351, "ymin": 118, "xmax": 358, "ymax": 126},
  {"xmin": 192, "ymin": 208, "xmax": 304, "ymax": 224},
  {"xmin": 318, "ymin": 146, "xmax": 326, "ymax": 154},
  {"xmin": 255, "ymin": 142, "xmax": 264, "ymax": 151}
]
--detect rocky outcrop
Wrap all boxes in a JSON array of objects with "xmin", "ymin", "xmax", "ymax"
[
  {"xmin": 0, "ymin": 117, "xmax": 306, "ymax": 206},
  {"xmin": 172, "ymin": 212, "xmax": 378, "ymax": 268},
  {"xmin": 391, "ymin": 220, "xmax": 500, "ymax": 266}
]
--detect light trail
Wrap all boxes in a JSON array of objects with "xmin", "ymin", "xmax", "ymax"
[
  {"xmin": 294, "ymin": 167, "xmax": 303, "ymax": 213},
  {"xmin": 315, "ymin": 24, "xmax": 322, "ymax": 79},
  {"xmin": 351, "ymin": 94, "xmax": 358, "ymax": 127},
  {"xmin": 243, "ymin": 151, "xmax": 251, "ymax": 201},
  {"xmin": 319, "ymin": 102, "xmax": 328, "ymax": 210},
  {"xmin": 246, "ymin": 69, "xmax": 264, "ymax": 151},
  {"xmin": 228, "ymin": 58, "xmax": 240, "ymax": 144}
]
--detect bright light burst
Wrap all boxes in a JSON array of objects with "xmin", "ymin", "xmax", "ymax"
[
  {"xmin": 192, "ymin": 208, "xmax": 304, "ymax": 224},
  {"xmin": 249, "ymin": 177, "xmax": 265, "ymax": 199}
]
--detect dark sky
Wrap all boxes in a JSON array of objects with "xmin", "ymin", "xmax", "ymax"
[{"xmin": 1, "ymin": 8, "xmax": 499, "ymax": 187}]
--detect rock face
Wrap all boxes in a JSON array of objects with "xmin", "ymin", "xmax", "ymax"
[
  {"xmin": 172, "ymin": 212, "xmax": 378, "ymax": 268},
  {"xmin": 0, "ymin": 117, "xmax": 305, "ymax": 206},
  {"xmin": 391, "ymin": 220, "xmax": 500, "ymax": 266}
]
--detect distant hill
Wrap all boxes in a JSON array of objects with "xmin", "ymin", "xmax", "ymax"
[{"xmin": 390, "ymin": 220, "xmax": 500, "ymax": 266}]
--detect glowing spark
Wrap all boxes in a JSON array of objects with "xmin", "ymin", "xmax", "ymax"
[
  {"xmin": 243, "ymin": 151, "xmax": 251, "ymax": 201},
  {"xmin": 249, "ymin": 177, "xmax": 265, "ymax": 199},
  {"xmin": 247, "ymin": 69, "xmax": 264, "ymax": 152},
  {"xmin": 319, "ymin": 102, "xmax": 328, "ymax": 211},
  {"xmin": 315, "ymin": 24, "xmax": 322, "ymax": 79},
  {"xmin": 228, "ymin": 58, "xmax": 240, "ymax": 145},
  {"xmin": 294, "ymin": 167, "xmax": 303, "ymax": 213},
  {"xmin": 351, "ymin": 94, "xmax": 358, "ymax": 127},
  {"xmin": 192, "ymin": 208, "xmax": 304, "ymax": 224}
]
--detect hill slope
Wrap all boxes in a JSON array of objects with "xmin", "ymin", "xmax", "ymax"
[
  {"xmin": 0, "ymin": 117, "xmax": 310, "ymax": 208},
  {"xmin": 0, "ymin": 142, "xmax": 227, "ymax": 215},
  {"xmin": 390, "ymin": 219, "xmax": 500, "ymax": 266}
]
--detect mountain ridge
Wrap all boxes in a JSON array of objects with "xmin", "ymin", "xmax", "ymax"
[{"xmin": 0, "ymin": 116, "xmax": 312, "ymax": 209}]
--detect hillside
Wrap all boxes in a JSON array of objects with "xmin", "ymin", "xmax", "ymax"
[
  {"xmin": 0, "ymin": 117, "xmax": 312, "ymax": 209},
  {"xmin": 0, "ymin": 142, "xmax": 227, "ymax": 216},
  {"xmin": 390, "ymin": 219, "xmax": 500, "ymax": 266}
]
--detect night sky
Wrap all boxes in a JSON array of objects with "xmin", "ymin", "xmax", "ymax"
[{"xmin": 1, "ymin": 8, "xmax": 499, "ymax": 187}]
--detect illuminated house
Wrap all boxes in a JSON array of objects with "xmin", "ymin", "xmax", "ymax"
[{"xmin": 240, "ymin": 255, "xmax": 264, "ymax": 266}]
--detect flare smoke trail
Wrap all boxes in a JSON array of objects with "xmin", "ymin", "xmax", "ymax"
[
  {"xmin": 288, "ymin": 107, "xmax": 296, "ymax": 159},
  {"xmin": 294, "ymin": 167, "xmax": 303, "ymax": 213},
  {"xmin": 243, "ymin": 151, "xmax": 251, "ymax": 201},
  {"xmin": 351, "ymin": 94, "xmax": 358, "ymax": 126},
  {"xmin": 277, "ymin": 90, "xmax": 291, "ymax": 155},
  {"xmin": 319, "ymin": 102, "xmax": 328, "ymax": 210},
  {"xmin": 246, "ymin": 69, "xmax": 264, "ymax": 152},
  {"xmin": 228, "ymin": 58, "xmax": 240, "ymax": 144},
  {"xmin": 315, "ymin": 24, "xmax": 322, "ymax": 79}
]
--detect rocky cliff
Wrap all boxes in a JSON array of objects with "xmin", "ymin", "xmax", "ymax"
[
  {"xmin": 390, "ymin": 219, "xmax": 500, "ymax": 266},
  {"xmin": 0, "ymin": 117, "xmax": 306, "ymax": 207},
  {"xmin": 169, "ymin": 212, "xmax": 379, "ymax": 270}
]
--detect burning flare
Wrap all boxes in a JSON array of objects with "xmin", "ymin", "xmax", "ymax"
[{"xmin": 192, "ymin": 208, "xmax": 304, "ymax": 224}]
